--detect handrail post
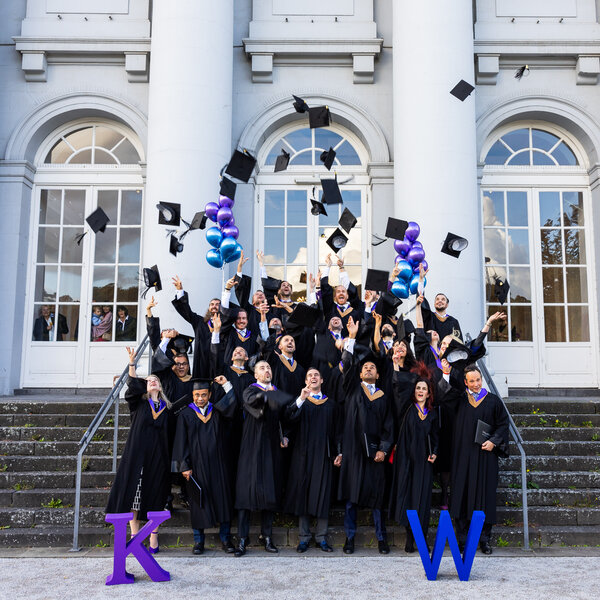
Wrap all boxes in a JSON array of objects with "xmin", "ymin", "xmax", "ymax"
[
  {"xmin": 112, "ymin": 391, "xmax": 119, "ymax": 474},
  {"xmin": 70, "ymin": 451, "xmax": 83, "ymax": 552}
]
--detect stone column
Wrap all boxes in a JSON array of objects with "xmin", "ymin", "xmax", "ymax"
[
  {"xmin": 393, "ymin": 1, "xmax": 482, "ymax": 336},
  {"xmin": 143, "ymin": 0, "xmax": 233, "ymax": 330}
]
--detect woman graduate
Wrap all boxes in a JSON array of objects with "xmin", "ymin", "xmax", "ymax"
[
  {"xmin": 106, "ymin": 347, "xmax": 172, "ymax": 553},
  {"xmin": 388, "ymin": 357, "xmax": 439, "ymax": 553}
]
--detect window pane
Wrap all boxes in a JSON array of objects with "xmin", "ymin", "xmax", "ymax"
[
  {"xmin": 485, "ymin": 140, "xmax": 511, "ymax": 165},
  {"xmin": 551, "ymin": 142, "xmax": 578, "ymax": 166},
  {"xmin": 542, "ymin": 267, "xmax": 564, "ymax": 303},
  {"xmin": 532, "ymin": 151, "xmax": 556, "ymax": 166},
  {"xmin": 485, "ymin": 266, "xmax": 506, "ymax": 302},
  {"xmin": 502, "ymin": 129, "xmax": 529, "ymax": 151},
  {"xmin": 335, "ymin": 140, "xmax": 361, "ymax": 165},
  {"xmin": 540, "ymin": 229, "xmax": 562, "ymax": 265},
  {"xmin": 93, "ymin": 266, "xmax": 115, "ymax": 302},
  {"xmin": 506, "ymin": 191, "xmax": 527, "ymax": 226},
  {"xmin": 483, "ymin": 191, "xmax": 504, "ymax": 226},
  {"xmin": 69, "ymin": 149, "xmax": 93, "ymax": 164},
  {"xmin": 59, "ymin": 266, "xmax": 82, "ymax": 302},
  {"xmin": 121, "ymin": 190, "xmax": 143, "ymax": 225},
  {"xmin": 32, "ymin": 304, "xmax": 71, "ymax": 342},
  {"xmin": 265, "ymin": 190, "xmax": 284, "ymax": 226},
  {"xmin": 284, "ymin": 129, "xmax": 312, "ymax": 152},
  {"xmin": 95, "ymin": 228, "xmax": 117, "ymax": 263},
  {"xmin": 94, "ymin": 126, "xmax": 123, "ymax": 151},
  {"xmin": 115, "ymin": 305, "xmax": 138, "ymax": 342},
  {"xmin": 564, "ymin": 229, "xmax": 586, "ymax": 265},
  {"xmin": 39, "ymin": 190, "xmax": 61, "ymax": 224},
  {"xmin": 97, "ymin": 190, "xmax": 119, "ymax": 223},
  {"xmin": 45, "ymin": 139, "xmax": 72, "ymax": 164},
  {"xmin": 506, "ymin": 151, "xmax": 530, "ymax": 166},
  {"xmin": 94, "ymin": 148, "xmax": 118, "ymax": 165},
  {"xmin": 118, "ymin": 228, "xmax": 141, "ymax": 263},
  {"xmin": 342, "ymin": 190, "xmax": 362, "ymax": 220},
  {"xmin": 287, "ymin": 227, "xmax": 307, "ymax": 264},
  {"xmin": 265, "ymin": 144, "xmax": 280, "ymax": 165},
  {"xmin": 57, "ymin": 305, "xmax": 79, "ymax": 342},
  {"xmin": 264, "ymin": 227, "xmax": 284, "ymax": 263},
  {"xmin": 289, "ymin": 150, "xmax": 313, "ymax": 165},
  {"xmin": 544, "ymin": 306, "xmax": 566, "ymax": 342},
  {"xmin": 37, "ymin": 227, "xmax": 59, "ymax": 263},
  {"xmin": 508, "ymin": 228, "xmax": 529, "ymax": 264},
  {"xmin": 65, "ymin": 127, "xmax": 93, "ymax": 150},
  {"xmin": 112, "ymin": 138, "xmax": 141, "ymax": 164},
  {"xmin": 531, "ymin": 129, "xmax": 560, "ymax": 152},
  {"xmin": 266, "ymin": 265, "xmax": 284, "ymax": 280},
  {"xmin": 315, "ymin": 129, "xmax": 343, "ymax": 151},
  {"xmin": 563, "ymin": 192, "xmax": 584, "ymax": 227},
  {"xmin": 63, "ymin": 190, "xmax": 85, "ymax": 225},
  {"xmin": 117, "ymin": 266, "xmax": 139, "ymax": 301},
  {"xmin": 566, "ymin": 267, "xmax": 588, "ymax": 303},
  {"xmin": 92, "ymin": 305, "xmax": 114, "ymax": 341},
  {"xmin": 511, "ymin": 305, "xmax": 533, "ymax": 341},
  {"xmin": 286, "ymin": 266, "xmax": 307, "ymax": 300},
  {"xmin": 568, "ymin": 306, "xmax": 590, "ymax": 342},
  {"xmin": 287, "ymin": 190, "xmax": 307, "ymax": 226},
  {"xmin": 319, "ymin": 226, "xmax": 337, "ymax": 258},
  {"xmin": 32, "ymin": 305, "xmax": 53, "ymax": 341},
  {"xmin": 508, "ymin": 266, "xmax": 531, "ymax": 302},
  {"xmin": 539, "ymin": 191, "xmax": 561, "ymax": 227},
  {"xmin": 487, "ymin": 305, "xmax": 508, "ymax": 341},
  {"xmin": 35, "ymin": 266, "xmax": 57, "ymax": 302},
  {"xmin": 483, "ymin": 229, "xmax": 505, "ymax": 264},
  {"xmin": 61, "ymin": 228, "xmax": 84, "ymax": 263},
  {"xmin": 343, "ymin": 233, "xmax": 362, "ymax": 266},
  {"xmin": 318, "ymin": 197, "xmax": 339, "ymax": 226},
  {"xmin": 345, "ymin": 266, "xmax": 362, "ymax": 295}
]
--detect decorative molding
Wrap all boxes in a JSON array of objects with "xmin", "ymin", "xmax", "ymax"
[
  {"xmin": 21, "ymin": 51, "xmax": 47, "ymax": 82},
  {"xmin": 0, "ymin": 161, "xmax": 36, "ymax": 187},
  {"xmin": 576, "ymin": 56, "xmax": 600, "ymax": 85},
  {"xmin": 476, "ymin": 54, "xmax": 500, "ymax": 85}
]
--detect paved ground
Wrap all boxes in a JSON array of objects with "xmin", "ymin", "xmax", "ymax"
[{"xmin": 1, "ymin": 547, "xmax": 598, "ymax": 600}]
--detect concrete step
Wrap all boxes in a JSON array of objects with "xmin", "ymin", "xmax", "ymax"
[
  {"xmin": 1, "ymin": 487, "xmax": 110, "ymax": 509},
  {"xmin": 496, "ymin": 506, "xmax": 600, "ymax": 526},
  {"xmin": 0, "ymin": 426, "xmax": 128, "ymax": 443},
  {"xmin": 509, "ymin": 440, "xmax": 600, "ymax": 455},
  {"xmin": 0, "ymin": 455, "xmax": 114, "ymax": 472},
  {"xmin": 499, "ymin": 470, "xmax": 600, "ymax": 489},
  {"xmin": 0, "ymin": 413, "xmax": 127, "ymax": 429},
  {"xmin": 514, "ymin": 414, "xmax": 600, "ymax": 427},
  {"xmin": 502, "ymin": 455, "xmax": 600, "ymax": 471},
  {"xmin": 0, "ymin": 440, "xmax": 125, "ymax": 457},
  {"xmin": 505, "ymin": 400, "xmax": 600, "ymax": 414},
  {"xmin": 497, "ymin": 488, "xmax": 600, "ymax": 508},
  {"xmin": 521, "ymin": 427, "xmax": 600, "ymax": 442},
  {"xmin": 0, "ymin": 401, "xmax": 120, "ymax": 415},
  {"xmin": 0, "ymin": 471, "xmax": 114, "ymax": 490}
]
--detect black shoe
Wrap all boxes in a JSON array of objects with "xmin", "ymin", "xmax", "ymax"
[
  {"xmin": 319, "ymin": 540, "xmax": 333, "ymax": 553},
  {"xmin": 378, "ymin": 539, "xmax": 390, "ymax": 554},
  {"xmin": 222, "ymin": 538, "xmax": 235, "ymax": 554},
  {"xmin": 192, "ymin": 542, "xmax": 204, "ymax": 555},
  {"xmin": 404, "ymin": 541, "xmax": 415, "ymax": 553},
  {"xmin": 264, "ymin": 536, "xmax": 278, "ymax": 553},
  {"xmin": 296, "ymin": 541, "xmax": 309, "ymax": 553},
  {"xmin": 458, "ymin": 543, "xmax": 465, "ymax": 554},
  {"xmin": 178, "ymin": 493, "xmax": 190, "ymax": 510},
  {"xmin": 343, "ymin": 537, "xmax": 354, "ymax": 554},
  {"xmin": 480, "ymin": 541, "xmax": 493, "ymax": 555},
  {"xmin": 234, "ymin": 537, "xmax": 248, "ymax": 557}
]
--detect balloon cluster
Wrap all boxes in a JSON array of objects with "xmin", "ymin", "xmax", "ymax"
[
  {"xmin": 204, "ymin": 194, "xmax": 243, "ymax": 268},
  {"xmin": 390, "ymin": 221, "xmax": 427, "ymax": 299}
]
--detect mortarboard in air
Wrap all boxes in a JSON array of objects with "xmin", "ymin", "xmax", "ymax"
[
  {"xmin": 441, "ymin": 232, "xmax": 469, "ymax": 258},
  {"xmin": 141, "ymin": 265, "xmax": 162, "ymax": 298},
  {"xmin": 515, "ymin": 65, "xmax": 529, "ymax": 80},
  {"xmin": 339, "ymin": 207, "xmax": 357, "ymax": 233},
  {"xmin": 179, "ymin": 211, "xmax": 207, "ymax": 240},
  {"xmin": 225, "ymin": 149, "xmax": 257, "ymax": 182},
  {"xmin": 371, "ymin": 233, "xmax": 387, "ymax": 247},
  {"xmin": 219, "ymin": 176, "xmax": 237, "ymax": 200},
  {"xmin": 310, "ymin": 199, "xmax": 328, "ymax": 216},
  {"xmin": 325, "ymin": 227, "xmax": 348, "ymax": 253},
  {"xmin": 168, "ymin": 333, "xmax": 194, "ymax": 356},
  {"xmin": 292, "ymin": 94, "xmax": 310, "ymax": 113},
  {"xmin": 287, "ymin": 303, "xmax": 321, "ymax": 329},
  {"xmin": 169, "ymin": 234, "xmax": 184, "ymax": 257},
  {"xmin": 385, "ymin": 217, "xmax": 409, "ymax": 240},
  {"xmin": 321, "ymin": 177, "xmax": 343, "ymax": 205},
  {"xmin": 309, "ymin": 105, "xmax": 331, "ymax": 129},
  {"xmin": 494, "ymin": 277, "xmax": 510, "ymax": 305},
  {"xmin": 86, "ymin": 207, "xmax": 110, "ymax": 233},
  {"xmin": 299, "ymin": 271, "xmax": 307, "ymax": 284},
  {"xmin": 442, "ymin": 338, "xmax": 472, "ymax": 367},
  {"xmin": 274, "ymin": 148, "xmax": 291, "ymax": 172},
  {"xmin": 157, "ymin": 202, "xmax": 181, "ymax": 227},
  {"xmin": 450, "ymin": 79, "xmax": 475, "ymax": 101},
  {"xmin": 375, "ymin": 291, "xmax": 402, "ymax": 319},
  {"xmin": 320, "ymin": 147, "xmax": 336, "ymax": 170},
  {"xmin": 365, "ymin": 269, "xmax": 390, "ymax": 293},
  {"xmin": 191, "ymin": 377, "xmax": 212, "ymax": 391}
]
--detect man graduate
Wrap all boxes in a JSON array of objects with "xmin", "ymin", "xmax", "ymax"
[
  {"xmin": 421, "ymin": 292, "xmax": 463, "ymax": 340},
  {"xmin": 338, "ymin": 317, "xmax": 394, "ymax": 555},
  {"xmin": 171, "ymin": 376, "xmax": 237, "ymax": 555},
  {"xmin": 234, "ymin": 361, "xmax": 293, "ymax": 557},
  {"xmin": 284, "ymin": 367, "xmax": 340, "ymax": 553}
]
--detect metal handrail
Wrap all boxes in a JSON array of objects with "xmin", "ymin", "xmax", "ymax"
[
  {"xmin": 70, "ymin": 336, "xmax": 151, "ymax": 552},
  {"xmin": 465, "ymin": 334, "xmax": 530, "ymax": 551}
]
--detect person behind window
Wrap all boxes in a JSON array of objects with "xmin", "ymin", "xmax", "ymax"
[
  {"xmin": 92, "ymin": 305, "xmax": 113, "ymax": 341},
  {"xmin": 33, "ymin": 304, "xmax": 69, "ymax": 342},
  {"xmin": 115, "ymin": 305, "xmax": 137, "ymax": 342}
]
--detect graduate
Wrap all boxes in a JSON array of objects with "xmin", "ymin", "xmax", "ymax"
[
  {"xmin": 234, "ymin": 361, "xmax": 294, "ymax": 557},
  {"xmin": 312, "ymin": 316, "xmax": 344, "ymax": 386},
  {"xmin": 284, "ymin": 367, "xmax": 340, "ymax": 553},
  {"xmin": 264, "ymin": 333, "xmax": 307, "ymax": 397},
  {"xmin": 338, "ymin": 317, "xmax": 394, "ymax": 555},
  {"xmin": 420, "ymin": 292, "xmax": 463, "ymax": 340},
  {"xmin": 171, "ymin": 376, "xmax": 237, "ymax": 555}
]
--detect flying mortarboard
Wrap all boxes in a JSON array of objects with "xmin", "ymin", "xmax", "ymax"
[
  {"xmin": 441, "ymin": 232, "xmax": 469, "ymax": 258},
  {"xmin": 450, "ymin": 79, "xmax": 475, "ymax": 101},
  {"xmin": 309, "ymin": 105, "xmax": 331, "ymax": 129},
  {"xmin": 365, "ymin": 269, "xmax": 390, "ymax": 293},
  {"xmin": 443, "ymin": 338, "xmax": 472, "ymax": 367},
  {"xmin": 292, "ymin": 94, "xmax": 310, "ymax": 113},
  {"xmin": 225, "ymin": 149, "xmax": 257, "ymax": 183},
  {"xmin": 169, "ymin": 234, "xmax": 184, "ymax": 257},
  {"xmin": 385, "ymin": 217, "xmax": 409, "ymax": 240},
  {"xmin": 299, "ymin": 271, "xmax": 307, "ymax": 284},
  {"xmin": 325, "ymin": 227, "xmax": 348, "ymax": 253},
  {"xmin": 310, "ymin": 199, "xmax": 328, "ymax": 217},
  {"xmin": 141, "ymin": 265, "xmax": 162, "ymax": 298},
  {"xmin": 375, "ymin": 291, "xmax": 402, "ymax": 319},
  {"xmin": 494, "ymin": 277, "xmax": 510, "ymax": 305},
  {"xmin": 179, "ymin": 211, "xmax": 207, "ymax": 241},
  {"xmin": 274, "ymin": 148, "xmax": 291, "ymax": 172},
  {"xmin": 156, "ymin": 202, "xmax": 181, "ymax": 227},
  {"xmin": 320, "ymin": 147, "xmax": 336, "ymax": 170},
  {"xmin": 219, "ymin": 177, "xmax": 237, "ymax": 200},
  {"xmin": 169, "ymin": 333, "xmax": 194, "ymax": 356},
  {"xmin": 321, "ymin": 177, "xmax": 343, "ymax": 205},
  {"xmin": 338, "ymin": 207, "xmax": 357, "ymax": 233},
  {"xmin": 287, "ymin": 303, "xmax": 321, "ymax": 329},
  {"xmin": 86, "ymin": 207, "xmax": 110, "ymax": 233},
  {"xmin": 515, "ymin": 65, "xmax": 530, "ymax": 80},
  {"xmin": 371, "ymin": 233, "xmax": 387, "ymax": 247}
]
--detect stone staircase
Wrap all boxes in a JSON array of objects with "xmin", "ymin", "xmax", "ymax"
[{"xmin": 0, "ymin": 390, "xmax": 599, "ymax": 550}]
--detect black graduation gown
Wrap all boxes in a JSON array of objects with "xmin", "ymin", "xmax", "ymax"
[
  {"xmin": 337, "ymin": 349, "xmax": 394, "ymax": 509},
  {"xmin": 268, "ymin": 352, "xmax": 306, "ymax": 398},
  {"xmin": 235, "ymin": 384, "xmax": 294, "ymax": 511},
  {"xmin": 389, "ymin": 372, "xmax": 439, "ymax": 530},
  {"xmin": 320, "ymin": 276, "xmax": 363, "ymax": 337},
  {"xmin": 283, "ymin": 396, "xmax": 341, "ymax": 518},
  {"xmin": 421, "ymin": 298, "xmax": 463, "ymax": 340},
  {"xmin": 313, "ymin": 331, "xmax": 342, "ymax": 386},
  {"xmin": 106, "ymin": 377, "xmax": 171, "ymax": 519},
  {"xmin": 447, "ymin": 388, "xmax": 509, "ymax": 524},
  {"xmin": 171, "ymin": 390, "xmax": 236, "ymax": 529}
]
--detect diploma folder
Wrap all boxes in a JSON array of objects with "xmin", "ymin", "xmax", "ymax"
[
  {"xmin": 363, "ymin": 433, "xmax": 379, "ymax": 458},
  {"xmin": 475, "ymin": 419, "xmax": 492, "ymax": 445}
]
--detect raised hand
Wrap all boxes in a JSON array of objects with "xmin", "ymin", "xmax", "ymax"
[
  {"xmin": 237, "ymin": 250, "xmax": 250, "ymax": 272},
  {"xmin": 325, "ymin": 253, "xmax": 332, "ymax": 268},
  {"xmin": 126, "ymin": 346, "xmax": 136, "ymax": 363},
  {"xmin": 337, "ymin": 255, "xmax": 345, "ymax": 269},
  {"xmin": 225, "ymin": 277, "xmax": 238, "ymax": 291},
  {"xmin": 212, "ymin": 312, "xmax": 222, "ymax": 333},
  {"xmin": 418, "ymin": 262, "xmax": 429, "ymax": 280},
  {"xmin": 146, "ymin": 295, "xmax": 157, "ymax": 310},
  {"xmin": 300, "ymin": 385, "xmax": 311, "ymax": 401},
  {"xmin": 346, "ymin": 316, "xmax": 359, "ymax": 339},
  {"xmin": 256, "ymin": 250, "xmax": 264, "ymax": 267},
  {"xmin": 172, "ymin": 275, "xmax": 183, "ymax": 291},
  {"xmin": 391, "ymin": 263, "xmax": 400, "ymax": 280},
  {"xmin": 308, "ymin": 273, "xmax": 316, "ymax": 292},
  {"xmin": 214, "ymin": 375, "xmax": 228, "ymax": 386}
]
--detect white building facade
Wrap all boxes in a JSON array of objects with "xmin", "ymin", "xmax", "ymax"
[{"xmin": 1, "ymin": 0, "xmax": 599, "ymax": 394}]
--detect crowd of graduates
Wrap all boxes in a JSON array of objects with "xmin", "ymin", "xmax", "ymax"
[{"xmin": 106, "ymin": 251, "xmax": 510, "ymax": 557}]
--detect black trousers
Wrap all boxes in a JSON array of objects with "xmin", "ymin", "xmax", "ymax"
[
  {"xmin": 237, "ymin": 509, "xmax": 274, "ymax": 539},
  {"xmin": 456, "ymin": 517, "xmax": 493, "ymax": 545}
]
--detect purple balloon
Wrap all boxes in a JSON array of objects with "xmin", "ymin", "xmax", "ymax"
[
  {"xmin": 394, "ymin": 238, "xmax": 412, "ymax": 256},
  {"xmin": 412, "ymin": 259, "xmax": 428, "ymax": 274},
  {"xmin": 221, "ymin": 224, "xmax": 239, "ymax": 239},
  {"xmin": 219, "ymin": 194, "xmax": 234, "ymax": 208},
  {"xmin": 412, "ymin": 241, "xmax": 423, "ymax": 249},
  {"xmin": 217, "ymin": 206, "xmax": 233, "ymax": 226},
  {"xmin": 205, "ymin": 202, "xmax": 219, "ymax": 222},
  {"xmin": 407, "ymin": 247, "xmax": 426, "ymax": 264},
  {"xmin": 405, "ymin": 221, "xmax": 420, "ymax": 242},
  {"xmin": 227, "ymin": 215, "xmax": 235, "ymax": 227}
]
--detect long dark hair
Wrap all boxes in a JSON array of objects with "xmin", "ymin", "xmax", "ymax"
[
  {"xmin": 390, "ymin": 338, "xmax": 417, "ymax": 370},
  {"xmin": 410, "ymin": 361, "xmax": 435, "ymax": 410}
]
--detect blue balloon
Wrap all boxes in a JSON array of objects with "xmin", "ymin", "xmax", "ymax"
[
  {"xmin": 396, "ymin": 259, "xmax": 413, "ymax": 281},
  {"xmin": 206, "ymin": 226, "xmax": 223, "ymax": 249},
  {"xmin": 219, "ymin": 236, "xmax": 237, "ymax": 260},
  {"xmin": 225, "ymin": 242, "xmax": 243, "ymax": 264},
  {"xmin": 206, "ymin": 248, "xmax": 223, "ymax": 268},
  {"xmin": 409, "ymin": 274, "xmax": 426, "ymax": 295},
  {"xmin": 391, "ymin": 279, "xmax": 410, "ymax": 299}
]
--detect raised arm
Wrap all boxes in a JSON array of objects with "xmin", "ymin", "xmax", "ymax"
[{"xmin": 171, "ymin": 275, "xmax": 202, "ymax": 329}]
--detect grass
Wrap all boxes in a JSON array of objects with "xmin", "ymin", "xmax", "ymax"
[
  {"xmin": 13, "ymin": 483, "xmax": 33, "ymax": 491},
  {"xmin": 31, "ymin": 434, "xmax": 45, "ymax": 442},
  {"xmin": 432, "ymin": 481, "xmax": 441, "ymax": 489},
  {"xmin": 92, "ymin": 433, "xmax": 105, "ymax": 442},
  {"xmin": 0, "ymin": 465, "xmax": 7, "ymax": 472},
  {"xmin": 165, "ymin": 536, "xmax": 190, "ymax": 549},
  {"xmin": 505, "ymin": 501, "xmax": 522, "ymax": 508},
  {"xmin": 508, "ymin": 483, "xmax": 520, "ymax": 489},
  {"xmin": 502, "ymin": 518, "xmax": 515, "ymax": 527},
  {"xmin": 592, "ymin": 433, "xmax": 600, "ymax": 441},
  {"xmin": 22, "ymin": 423, "xmax": 34, "ymax": 428},
  {"xmin": 568, "ymin": 485, "xmax": 576, "ymax": 490},
  {"xmin": 538, "ymin": 417, "xmax": 548, "ymax": 426},
  {"xmin": 527, "ymin": 481, "xmax": 540, "ymax": 490},
  {"xmin": 581, "ymin": 421, "xmax": 593, "ymax": 428},
  {"xmin": 105, "ymin": 418, "xmax": 114, "ymax": 426},
  {"xmin": 81, "ymin": 458, "xmax": 90, "ymax": 472},
  {"xmin": 496, "ymin": 536, "xmax": 509, "ymax": 547},
  {"xmin": 543, "ymin": 437, "xmax": 555, "ymax": 442},
  {"xmin": 0, "ymin": 525, "xmax": 10, "ymax": 530},
  {"xmin": 552, "ymin": 419, "xmax": 571, "ymax": 428},
  {"xmin": 95, "ymin": 539, "xmax": 109, "ymax": 548},
  {"xmin": 530, "ymin": 407, "xmax": 544, "ymax": 415},
  {"xmin": 41, "ymin": 497, "xmax": 63, "ymax": 509}
]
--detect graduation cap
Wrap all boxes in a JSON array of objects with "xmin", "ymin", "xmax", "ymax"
[
  {"xmin": 385, "ymin": 217, "xmax": 409, "ymax": 240},
  {"xmin": 325, "ymin": 228, "xmax": 348, "ymax": 253},
  {"xmin": 287, "ymin": 303, "xmax": 320, "ymax": 329},
  {"xmin": 339, "ymin": 207, "xmax": 357, "ymax": 233},
  {"xmin": 299, "ymin": 271, "xmax": 307, "ymax": 284},
  {"xmin": 441, "ymin": 232, "xmax": 469, "ymax": 258},
  {"xmin": 321, "ymin": 177, "xmax": 343, "ymax": 205},
  {"xmin": 156, "ymin": 202, "xmax": 181, "ymax": 227},
  {"xmin": 371, "ymin": 233, "xmax": 387, "ymax": 247},
  {"xmin": 450, "ymin": 79, "xmax": 475, "ymax": 101},
  {"xmin": 169, "ymin": 234, "xmax": 184, "ymax": 257},
  {"xmin": 274, "ymin": 148, "xmax": 291, "ymax": 172},
  {"xmin": 86, "ymin": 207, "xmax": 110, "ymax": 233},
  {"xmin": 219, "ymin": 177, "xmax": 237, "ymax": 200},
  {"xmin": 225, "ymin": 149, "xmax": 257, "ymax": 182},
  {"xmin": 310, "ymin": 199, "xmax": 328, "ymax": 217},
  {"xmin": 494, "ymin": 277, "xmax": 510, "ymax": 305},
  {"xmin": 365, "ymin": 268, "xmax": 389, "ymax": 293},
  {"xmin": 442, "ymin": 338, "xmax": 472, "ymax": 369},
  {"xmin": 169, "ymin": 333, "xmax": 194, "ymax": 356},
  {"xmin": 141, "ymin": 265, "xmax": 162, "ymax": 298},
  {"xmin": 292, "ymin": 94, "xmax": 309, "ymax": 113},
  {"xmin": 375, "ymin": 291, "xmax": 401, "ymax": 319},
  {"xmin": 309, "ymin": 106, "xmax": 331, "ymax": 129},
  {"xmin": 191, "ymin": 377, "xmax": 212, "ymax": 391},
  {"xmin": 179, "ymin": 211, "xmax": 207, "ymax": 241},
  {"xmin": 515, "ymin": 65, "xmax": 529, "ymax": 80},
  {"xmin": 320, "ymin": 147, "xmax": 336, "ymax": 170}
]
